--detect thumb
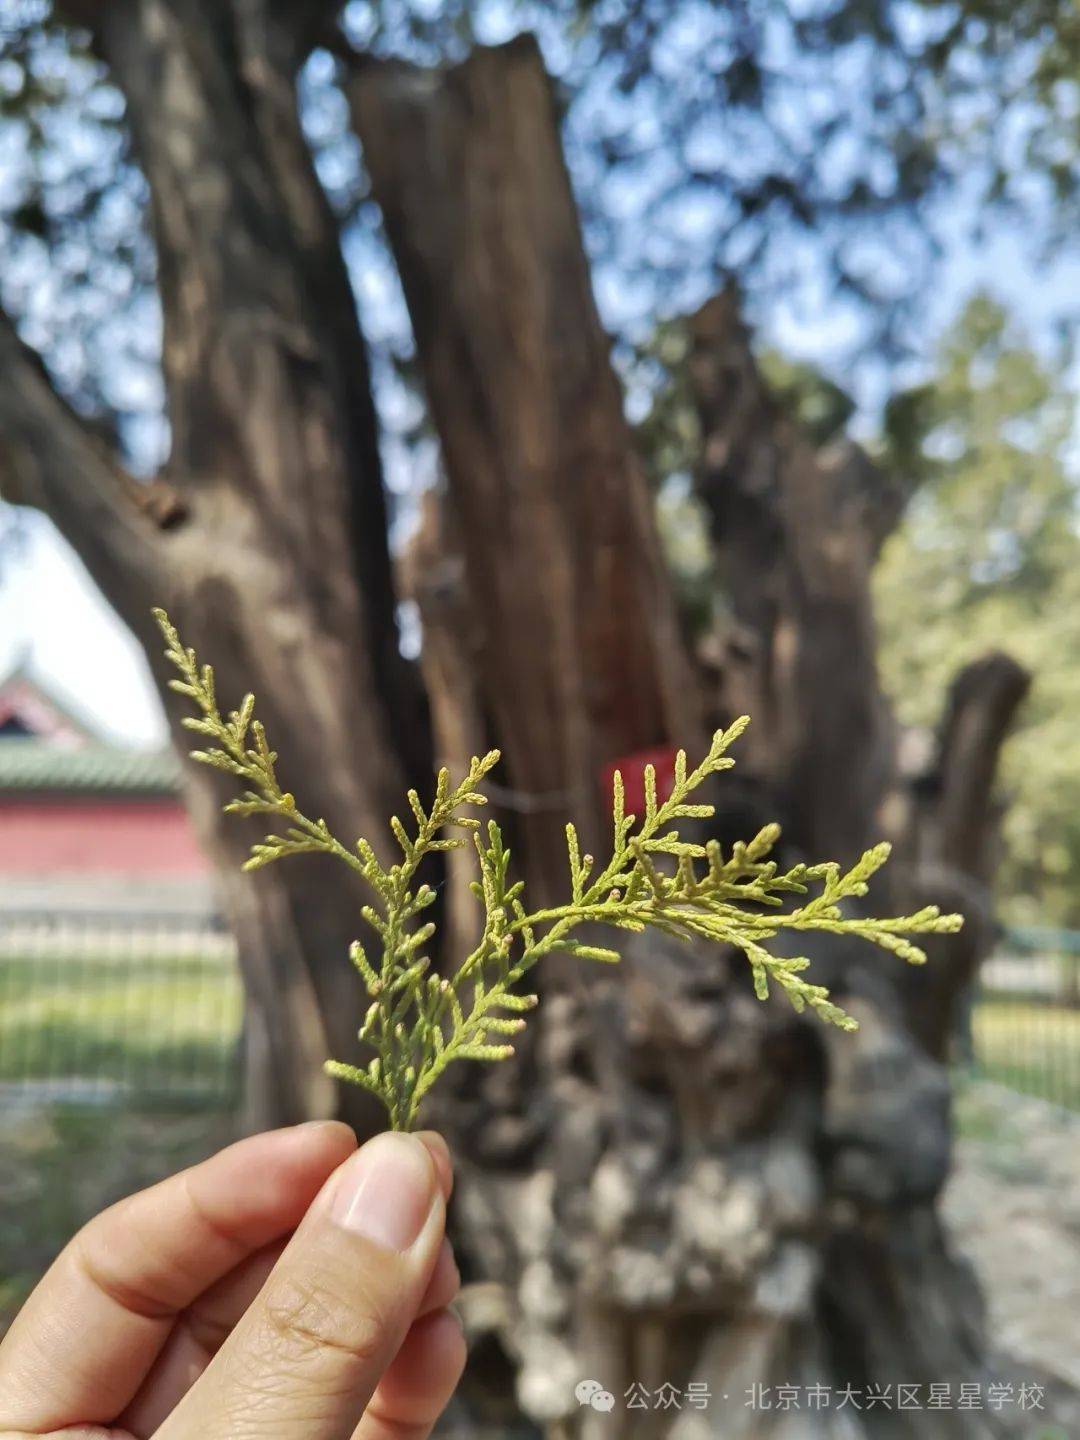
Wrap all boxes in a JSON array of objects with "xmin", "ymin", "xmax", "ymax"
[{"xmin": 160, "ymin": 1131, "xmax": 446, "ymax": 1440}]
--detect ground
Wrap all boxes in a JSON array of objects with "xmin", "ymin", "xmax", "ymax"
[
  {"xmin": 0, "ymin": 947, "xmax": 237, "ymax": 1326},
  {"xmin": 945, "ymin": 1081, "xmax": 1080, "ymax": 1433},
  {"xmin": 0, "ymin": 1105, "xmax": 232, "ymax": 1327}
]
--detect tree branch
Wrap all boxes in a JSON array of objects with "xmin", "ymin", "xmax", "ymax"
[
  {"xmin": 688, "ymin": 290, "xmax": 908, "ymax": 577},
  {"xmin": 932, "ymin": 650, "xmax": 1031, "ymax": 882},
  {"xmin": 348, "ymin": 37, "xmax": 703, "ymax": 900},
  {"xmin": 0, "ymin": 308, "xmax": 175, "ymax": 608},
  {"xmin": 686, "ymin": 289, "xmax": 901, "ymax": 861},
  {"xmin": 892, "ymin": 651, "xmax": 1029, "ymax": 1058},
  {"xmin": 266, "ymin": 0, "xmax": 345, "ymax": 66}
]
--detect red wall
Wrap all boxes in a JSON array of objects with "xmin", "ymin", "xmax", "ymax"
[{"xmin": 0, "ymin": 799, "xmax": 210, "ymax": 875}]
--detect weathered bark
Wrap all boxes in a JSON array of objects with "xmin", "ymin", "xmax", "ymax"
[
  {"xmin": 930, "ymin": 652, "xmax": 1032, "ymax": 885},
  {"xmin": 2, "ymin": 0, "xmax": 429, "ymax": 1131},
  {"xmin": 680, "ymin": 292, "xmax": 1031, "ymax": 1435},
  {"xmin": 686, "ymin": 291, "xmax": 906, "ymax": 864},
  {"xmin": 0, "ymin": 314, "xmax": 168, "ymax": 602},
  {"xmin": 345, "ymin": 36, "xmax": 1035, "ymax": 1440},
  {"xmin": 398, "ymin": 488, "xmax": 487, "ymax": 960},
  {"xmin": 346, "ymin": 39, "xmax": 736, "ymax": 1429},
  {"xmin": 683, "ymin": 289, "xmax": 1031, "ymax": 1050},
  {"xmin": 892, "ymin": 653, "xmax": 1030, "ymax": 1059},
  {"xmin": 350, "ymin": 104, "xmax": 1028, "ymax": 1422},
  {"xmin": 349, "ymin": 36, "xmax": 703, "ymax": 904}
]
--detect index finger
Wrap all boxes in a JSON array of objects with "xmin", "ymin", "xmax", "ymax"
[{"xmin": 0, "ymin": 1120, "xmax": 356, "ymax": 1432}]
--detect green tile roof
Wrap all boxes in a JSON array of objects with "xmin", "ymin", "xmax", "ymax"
[{"xmin": 0, "ymin": 739, "xmax": 181, "ymax": 795}]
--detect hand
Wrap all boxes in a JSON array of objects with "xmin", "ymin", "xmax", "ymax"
[{"xmin": 0, "ymin": 1123, "xmax": 466, "ymax": 1439}]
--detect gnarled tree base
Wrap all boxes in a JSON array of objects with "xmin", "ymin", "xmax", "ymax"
[{"xmin": 435, "ymin": 929, "xmax": 1036, "ymax": 1438}]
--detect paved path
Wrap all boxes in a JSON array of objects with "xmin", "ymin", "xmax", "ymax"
[{"xmin": 944, "ymin": 1081, "xmax": 1080, "ymax": 1421}]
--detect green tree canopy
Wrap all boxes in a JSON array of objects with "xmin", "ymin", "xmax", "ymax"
[{"xmin": 875, "ymin": 294, "xmax": 1080, "ymax": 926}]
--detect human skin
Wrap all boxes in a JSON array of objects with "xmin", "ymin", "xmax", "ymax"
[{"xmin": 0, "ymin": 1123, "xmax": 466, "ymax": 1440}]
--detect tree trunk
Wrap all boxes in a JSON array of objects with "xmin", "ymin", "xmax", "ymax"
[
  {"xmin": 349, "ymin": 35, "xmax": 703, "ymax": 906},
  {"xmin": 1, "ymin": 0, "xmax": 429, "ymax": 1132},
  {"xmin": 686, "ymin": 291, "xmax": 905, "ymax": 864},
  {"xmin": 682, "ymin": 292, "xmax": 1030, "ymax": 1436},
  {"xmin": 891, "ymin": 652, "xmax": 1031, "ymax": 1060},
  {"xmin": 398, "ymin": 488, "xmax": 487, "ymax": 962},
  {"xmin": 0, "ymin": 10, "xmax": 1037, "ymax": 1430},
  {"xmin": 346, "ymin": 40, "xmax": 1029, "ymax": 1425}
]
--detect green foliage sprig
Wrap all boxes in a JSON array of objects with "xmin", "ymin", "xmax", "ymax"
[{"xmin": 155, "ymin": 609, "xmax": 962, "ymax": 1130}]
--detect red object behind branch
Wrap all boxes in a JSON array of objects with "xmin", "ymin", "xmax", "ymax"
[{"xmin": 600, "ymin": 745, "xmax": 679, "ymax": 818}]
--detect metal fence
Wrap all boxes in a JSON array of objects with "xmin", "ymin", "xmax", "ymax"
[
  {"xmin": 0, "ymin": 906, "xmax": 242, "ymax": 1109},
  {"xmin": 2, "ymin": 905, "xmax": 1080, "ymax": 1114},
  {"xmin": 969, "ymin": 930, "xmax": 1080, "ymax": 1110}
]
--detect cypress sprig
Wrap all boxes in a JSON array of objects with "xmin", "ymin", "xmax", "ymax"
[{"xmin": 155, "ymin": 609, "xmax": 962, "ymax": 1130}]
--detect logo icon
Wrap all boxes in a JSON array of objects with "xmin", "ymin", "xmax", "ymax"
[{"xmin": 576, "ymin": 1379, "xmax": 616, "ymax": 1412}]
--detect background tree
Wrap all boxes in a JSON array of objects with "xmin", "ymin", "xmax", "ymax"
[
  {"xmin": 0, "ymin": 0, "xmax": 433, "ymax": 1132},
  {"xmin": 876, "ymin": 294, "xmax": 1080, "ymax": 929}
]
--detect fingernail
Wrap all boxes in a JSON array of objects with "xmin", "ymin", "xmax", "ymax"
[
  {"xmin": 297, "ymin": 1119, "xmax": 357, "ymax": 1142},
  {"xmin": 415, "ymin": 1130, "xmax": 453, "ymax": 1200},
  {"xmin": 331, "ymin": 1132, "xmax": 436, "ymax": 1251}
]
